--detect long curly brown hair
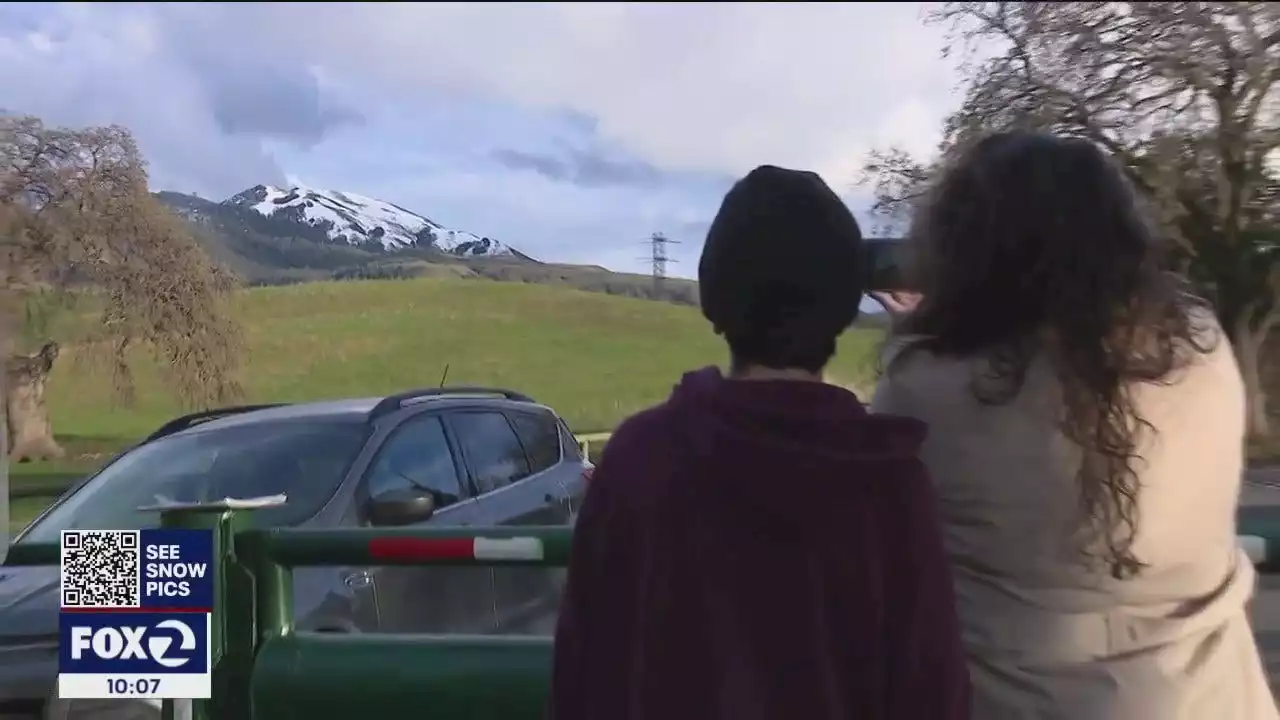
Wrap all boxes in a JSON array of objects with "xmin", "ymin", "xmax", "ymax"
[{"xmin": 891, "ymin": 131, "xmax": 1217, "ymax": 579}]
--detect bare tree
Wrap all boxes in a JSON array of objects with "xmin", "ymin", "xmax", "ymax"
[
  {"xmin": 0, "ymin": 114, "xmax": 243, "ymax": 461},
  {"xmin": 864, "ymin": 1, "xmax": 1280, "ymax": 437}
]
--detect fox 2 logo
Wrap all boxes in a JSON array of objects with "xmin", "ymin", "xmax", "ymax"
[{"xmin": 59, "ymin": 613, "xmax": 209, "ymax": 675}]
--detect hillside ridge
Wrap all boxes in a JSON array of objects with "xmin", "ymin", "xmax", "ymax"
[{"xmin": 155, "ymin": 189, "xmax": 702, "ymax": 305}]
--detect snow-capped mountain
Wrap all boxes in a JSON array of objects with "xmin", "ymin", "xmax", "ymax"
[{"xmin": 224, "ymin": 184, "xmax": 516, "ymax": 258}]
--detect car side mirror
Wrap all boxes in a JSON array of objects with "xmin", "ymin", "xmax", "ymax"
[{"xmin": 366, "ymin": 487, "xmax": 436, "ymax": 526}]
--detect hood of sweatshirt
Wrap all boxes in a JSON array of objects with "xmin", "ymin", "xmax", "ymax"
[{"xmin": 664, "ymin": 366, "xmax": 928, "ymax": 532}]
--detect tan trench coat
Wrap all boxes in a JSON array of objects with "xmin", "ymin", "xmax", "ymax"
[{"xmin": 871, "ymin": 329, "xmax": 1278, "ymax": 720}]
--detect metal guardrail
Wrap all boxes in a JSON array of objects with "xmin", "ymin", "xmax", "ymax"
[
  {"xmin": 6, "ymin": 501, "xmax": 1280, "ymax": 718},
  {"xmin": 575, "ymin": 431, "xmax": 611, "ymax": 459}
]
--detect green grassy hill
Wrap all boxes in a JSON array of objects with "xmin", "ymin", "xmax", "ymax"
[{"xmin": 15, "ymin": 277, "xmax": 884, "ymax": 528}]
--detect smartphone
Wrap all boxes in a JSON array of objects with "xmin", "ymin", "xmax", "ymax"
[{"xmin": 862, "ymin": 237, "xmax": 909, "ymax": 291}]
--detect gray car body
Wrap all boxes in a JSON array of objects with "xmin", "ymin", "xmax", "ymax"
[{"xmin": 0, "ymin": 393, "xmax": 587, "ymax": 717}]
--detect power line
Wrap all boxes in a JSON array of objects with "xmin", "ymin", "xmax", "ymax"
[{"xmin": 640, "ymin": 232, "xmax": 680, "ymax": 294}]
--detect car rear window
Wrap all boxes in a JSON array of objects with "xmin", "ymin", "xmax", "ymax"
[
  {"xmin": 557, "ymin": 419, "xmax": 583, "ymax": 461},
  {"xmin": 450, "ymin": 411, "xmax": 531, "ymax": 494},
  {"xmin": 508, "ymin": 410, "xmax": 563, "ymax": 473}
]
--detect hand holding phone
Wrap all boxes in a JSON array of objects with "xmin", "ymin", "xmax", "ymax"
[
  {"xmin": 868, "ymin": 290, "xmax": 922, "ymax": 317},
  {"xmin": 861, "ymin": 238, "xmax": 921, "ymax": 325},
  {"xmin": 861, "ymin": 237, "xmax": 911, "ymax": 292}
]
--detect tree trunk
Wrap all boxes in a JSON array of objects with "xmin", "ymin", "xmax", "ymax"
[
  {"xmin": 0, "ymin": 298, "xmax": 8, "ymax": 463},
  {"xmin": 1232, "ymin": 317, "xmax": 1272, "ymax": 438},
  {"xmin": 6, "ymin": 341, "xmax": 63, "ymax": 462},
  {"xmin": 0, "ymin": 292, "xmax": 11, "ymax": 556}
]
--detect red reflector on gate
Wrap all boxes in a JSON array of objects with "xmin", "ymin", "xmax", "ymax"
[{"xmin": 368, "ymin": 537, "xmax": 475, "ymax": 561}]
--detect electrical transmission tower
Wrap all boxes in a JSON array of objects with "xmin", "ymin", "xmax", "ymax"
[{"xmin": 643, "ymin": 232, "xmax": 679, "ymax": 294}]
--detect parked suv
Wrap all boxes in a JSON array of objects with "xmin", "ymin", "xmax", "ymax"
[{"xmin": 0, "ymin": 387, "xmax": 591, "ymax": 719}]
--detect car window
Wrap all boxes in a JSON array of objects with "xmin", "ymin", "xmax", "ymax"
[
  {"xmin": 20, "ymin": 421, "xmax": 368, "ymax": 543},
  {"xmin": 451, "ymin": 411, "xmax": 531, "ymax": 494},
  {"xmin": 508, "ymin": 410, "xmax": 561, "ymax": 473},
  {"xmin": 557, "ymin": 419, "xmax": 583, "ymax": 461},
  {"xmin": 365, "ymin": 415, "xmax": 464, "ymax": 508}
]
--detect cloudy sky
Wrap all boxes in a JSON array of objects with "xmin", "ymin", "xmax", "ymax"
[{"xmin": 0, "ymin": 2, "xmax": 963, "ymax": 276}]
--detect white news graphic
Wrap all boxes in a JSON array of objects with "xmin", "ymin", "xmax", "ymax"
[
  {"xmin": 59, "ymin": 527, "xmax": 216, "ymax": 701},
  {"xmin": 58, "ymin": 613, "xmax": 211, "ymax": 700}
]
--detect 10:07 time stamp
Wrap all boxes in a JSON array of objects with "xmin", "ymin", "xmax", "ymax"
[
  {"xmin": 59, "ymin": 672, "xmax": 210, "ymax": 700},
  {"xmin": 106, "ymin": 677, "xmax": 161, "ymax": 696}
]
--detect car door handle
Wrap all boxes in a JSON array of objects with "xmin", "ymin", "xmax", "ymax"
[
  {"xmin": 545, "ymin": 492, "xmax": 574, "ymax": 516},
  {"xmin": 554, "ymin": 479, "xmax": 576, "ymax": 517},
  {"xmin": 343, "ymin": 571, "xmax": 373, "ymax": 590}
]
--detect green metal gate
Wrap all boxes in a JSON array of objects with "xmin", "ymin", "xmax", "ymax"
[{"xmin": 240, "ymin": 521, "xmax": 570, "ymax": 719}]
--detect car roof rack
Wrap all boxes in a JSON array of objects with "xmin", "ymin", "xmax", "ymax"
[
  {"xmin": 369, "ymin": 387, "xmax": 535, "ymax": 421},
  {"xmin": 143, "ymin": 404, "xmax": 290, "ymax": 443}
]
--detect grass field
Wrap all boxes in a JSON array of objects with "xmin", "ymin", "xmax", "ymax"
[{"xmin": 10, "ymin": 276, "xmax": 884, "ymax": 531}]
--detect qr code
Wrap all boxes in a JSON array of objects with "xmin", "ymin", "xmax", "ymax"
[{"xmin": 60, "ymin": 530, "xmax": 140, "ymax": 609}]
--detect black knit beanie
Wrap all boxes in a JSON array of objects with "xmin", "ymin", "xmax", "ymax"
[{"xmin": 698, "ymin": 165, "xmax": 864, "ymax": 366}]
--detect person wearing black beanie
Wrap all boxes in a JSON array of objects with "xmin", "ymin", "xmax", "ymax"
[
  {"xmin": 698, "ymin": 164, "xmax": 864, "ymax": 375},
  {"xmin": 549, "ymin": 166, "xmax": 970, "ymax": 720}
]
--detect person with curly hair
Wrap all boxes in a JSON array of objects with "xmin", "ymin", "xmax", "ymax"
[{"xmin": 871, "ymin": 130, "xmax": 1277, "ymax": 719}]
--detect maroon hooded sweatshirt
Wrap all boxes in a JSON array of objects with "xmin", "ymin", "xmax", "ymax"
[{"xmin": 548, "ymin": 367, "xmax": 970, "ymax": 720}]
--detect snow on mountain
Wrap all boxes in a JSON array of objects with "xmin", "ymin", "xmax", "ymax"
[{"xmin": 224, "ymin": 184, "xmax": 515, "ymax": 258}]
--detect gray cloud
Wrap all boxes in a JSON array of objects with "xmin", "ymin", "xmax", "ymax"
[
  {"xmin": 559, "ymin": 110, "xmax": 599, "ymax": 136},
  {"xmin": 0, "ymin": 2, "xmax": 952, "ymax": 272},
  {"xmin": 0, "ymin": 4, "xmax": 365, "ymax": 197},
  {"xmin": 164, "ymin": 14, "xmax": 365, "ymax": 148},
  {"xmin": 675, "ymin": 218, "xmax": 712, "ymax": 239},
  {"xmin": 0, "ymin": 33, "xmax": 284, "ymax": 199},
  {"xmin": 491, "ymin": 149, "xmax": 570, "ymax": 182},
  {"xmin": 204, "ymin": 69, "xmax": 364, "ymax": 146},
  {"xmin": 493, "ymin": 147, "xmax": 663, "ymax": 188}
]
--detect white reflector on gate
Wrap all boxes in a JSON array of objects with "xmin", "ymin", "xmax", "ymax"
[
  {"xmin": 473, "ymin": 537, "xmax": 545, "ymax": 561},
  {"xmin": 1240, "ymin": 535, "xmax": 1267, "ymax": 565}
]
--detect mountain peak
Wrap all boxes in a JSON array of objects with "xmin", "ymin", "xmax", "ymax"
[{"xmin": 222, "ymin": 184, "xmax": 515, "ymax": 258}]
